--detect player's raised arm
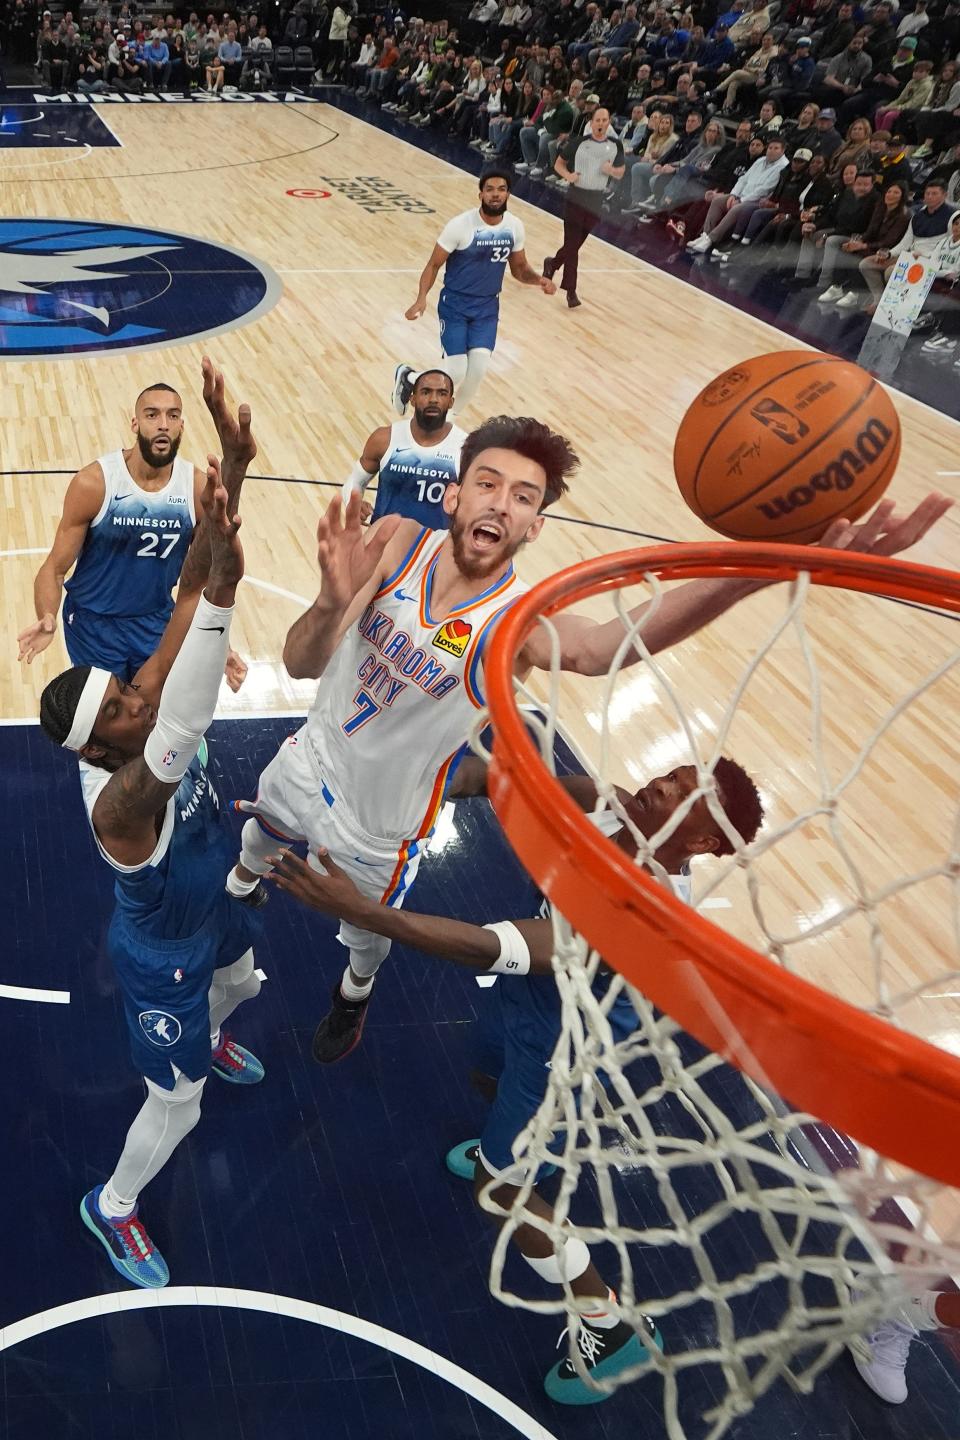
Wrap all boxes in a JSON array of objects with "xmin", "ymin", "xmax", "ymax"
[
  {"xmin": 269, "ymin": 849, "xmax": 556, "ymax": 974},
  {"xmin": 18, "ymin": 464, "xmax": 104, "ymax": 663},
  {"xmin": 88, "ymin": 459, "xmax": 244, "ymax": 868},
  {"xmin": 405, "ymin": 242, "xmax": 452, "ymax": 320},
  {"xmin": 282, "ymin": 492, "xmax": 406, "ymax": 680},
  {"xmin": 525, "ymin": 493, "xmax": 953, "ymax": 677},
  {"xmin": 134, "ymin": 360, "xmax": 257, "ymax": 695},
  {"xmin": 341, "ymin": 424, "xmax": 390, "ymax": 511}
]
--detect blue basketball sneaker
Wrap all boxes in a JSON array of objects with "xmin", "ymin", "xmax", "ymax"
[
  {"xmin": 444, "ymin": 1139, "xmax": 557, "ymax": 1182},
  {"xmin": 80, "ymin": 1187, "xmax": 170, "ymax": 1290},
  {"xmin": 211, "ymin": 1032, "xmax": 265, "ymax": 1084},
  {"xmin": 544, "ymin": 1315, "xmax": 663, "ymax": 1405},
  {"xmin": 445, "ymin": 1140, "xmax": 482, "ymax": 1179}
]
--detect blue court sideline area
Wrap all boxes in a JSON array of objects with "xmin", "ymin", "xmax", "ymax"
[
  {"xmin": 2, "ymin": 715, "xmax": 958, "ymax": 1440},
  {"xmin": 0, "ymin": 103, "xmax": 121, "ymax": 147}
]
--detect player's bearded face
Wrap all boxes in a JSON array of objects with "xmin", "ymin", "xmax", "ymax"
[
  {"xmin": 480, "ymin": 186, "xmax": 509, "ymax": 217},
  {"xmin": 413, "ymin": 400, "xmax": 447, "ymax": 433},
  {"xmin": 449, "ymin": 495, "xmax": 529, "ymax": 579},
  {"xmin": 137, "ymin": 429, "xmax": 182, "ymax": 469}
]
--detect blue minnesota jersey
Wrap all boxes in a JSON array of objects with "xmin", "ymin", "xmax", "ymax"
[
  {"xmin": 437, "ymin": 208, "xmax": 526, "ymax": 302},
  {"xmin": 64, "ymin": 449, "xmax": 195, "ymax": 618},
  {"xmin": 373, "ymin": 419, "xmax": 467, "ymax": 527},
  {"xmin": 499, "ymin": 817, "xmax": 693, "ymax": 1059},
  {"xmin": 80, "ymin": 741, "xmax": 236, "ymax": 941}
]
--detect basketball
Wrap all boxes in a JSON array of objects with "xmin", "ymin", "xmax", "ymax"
[{"xmin": 673, "ymin": 352, "xmax": 902, "ymax": 544}]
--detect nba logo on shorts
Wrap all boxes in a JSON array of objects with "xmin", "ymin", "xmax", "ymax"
[
  {"xmin": 138, "ymin": 1010, "xmax": 182, "ymax": 1047},
  {"xmin": 433, "ymin": 618, "xmax": 472, "ymax": 658}
]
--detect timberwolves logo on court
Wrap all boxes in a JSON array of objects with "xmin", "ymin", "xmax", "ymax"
[
  {"xmin": 138, "ymin": 1010, "xmax": 183, "ymax": 1047},
  {"xmin": 0, "ymin": 218, "xmax": 281, "ymax": 359}
]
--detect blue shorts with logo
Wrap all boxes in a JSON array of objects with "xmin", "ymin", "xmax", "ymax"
[
  {"xmin": 109, "ymin": 892, "xmax": 260, "ymax": 1090},
  {"xmin": 474, "ymin": 973, "xmax": 638, "ymax": 1180},
  {"xmin": 63, "ymin": 602, "xmax": 169, "ymax": 683},
  {"xmin": 438, "ymin": 287, "xmax": 500, "ymax": 357}
]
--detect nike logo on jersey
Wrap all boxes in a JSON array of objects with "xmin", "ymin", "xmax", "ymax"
[
  {"xmin": 200, "ymin": 625, "xmax": 225, "ymax": 634},
  {"xmin": 394, "ymin": 589, "xmax": 417, "ymax": 602}
]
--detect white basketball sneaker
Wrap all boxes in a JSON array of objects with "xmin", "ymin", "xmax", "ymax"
[{"xmin": 852, "ymin": 1319, "xmax": 915, "ymax": 1403}]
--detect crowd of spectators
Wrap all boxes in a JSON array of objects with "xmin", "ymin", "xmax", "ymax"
[
  {"xmin": 330, "ymin": 0, "xmax": 960, "ymax": 347},
  {"xmin": 6, "ymin": 0, "xmax": 960, "ymax": 352}
]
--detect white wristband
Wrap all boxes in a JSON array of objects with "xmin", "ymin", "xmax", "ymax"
[{"xmin": 483, "ymin": 921, "xmax": 531, "ymax": 976}]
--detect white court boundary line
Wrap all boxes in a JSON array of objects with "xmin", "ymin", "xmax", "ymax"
[
  {"xmin": 0, "ymin": 983, "xmax": 70, "ymax": 1004},
  {"xmin": 0, "ymin": 1285, "xmax": 561, "ymax": 1440}
]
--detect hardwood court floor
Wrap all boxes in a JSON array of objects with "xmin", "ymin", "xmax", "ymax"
[{"xmin": 2, "ymin": 99, "xmax": 959, "ymax": 1166}]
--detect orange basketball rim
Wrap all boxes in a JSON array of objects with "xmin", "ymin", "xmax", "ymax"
[{"xmin": 483, "ymin": 542, "xmax": 960, "ymax": 1190}]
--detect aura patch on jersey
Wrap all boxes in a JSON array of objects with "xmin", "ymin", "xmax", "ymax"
[
  {"xmin": 0, "ymin": 219, "xmax": 281, "ymax": 358},
  {"xmin": 433, "ymin": 618, "xmax": 472, "ymax": 658}
]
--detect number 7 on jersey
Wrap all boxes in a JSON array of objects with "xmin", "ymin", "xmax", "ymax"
[{"xmin": 342, "ymin": 688, "xmax": 382, "ymax": 736}]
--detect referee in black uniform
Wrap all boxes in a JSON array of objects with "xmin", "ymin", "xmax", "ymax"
[{"xmin": 542, "ymin": 108, "xmax": 625, "ymax": 309}]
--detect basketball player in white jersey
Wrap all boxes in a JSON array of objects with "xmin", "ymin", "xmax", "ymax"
[
  {"xmin": 225, "ymin": 410, "xmax": 949, "ymax": 1065},
  {"xmin": 261, "ymin": 754, "xmax": 764, "ymax": 1403},
  {"xmin": 17, "ymin": 377, "xmax": 246, "ymax": 690},
  {"xmin": 392, "ymin": 169, "xmax": 556, "ymax": 417},
  {"xmin": 342, "ymin": 369, "xmax": 466, "ymax": 530}
]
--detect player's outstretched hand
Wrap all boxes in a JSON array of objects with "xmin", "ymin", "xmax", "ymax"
[
  {"xmin": 201, "ymin": 356, "xmax": 258, "ymax": 466},
  {"xmin": 405, "ymin": 300, "xmax": 426, "ymax": 321},
  {"xmin": 224, "ymin": 648, "xmax": 248, "ymax": 692},
  {"xmin": 267, "ymin": 847, "xmax": 368, "ymax": 921},
  {"xmin": 202, "ymin": 454, "xmax": 244, "ymax": 587},
  {"xmin": 17, "ymin": 613, "xmax": 56, "ymax": 664},
  {"xmin": 316, "ymin": 490, "xmax": 402, "ymax": 612},
  {"xmin": 819, "ymin": 492, "xmax": 953, "ymax": 559}
]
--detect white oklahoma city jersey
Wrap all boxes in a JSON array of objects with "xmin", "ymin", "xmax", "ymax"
[{"xmin": 306, "ymin": 525, "xmax": 526, "ymax": 847}]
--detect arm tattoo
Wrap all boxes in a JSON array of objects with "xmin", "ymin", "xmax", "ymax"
[{"xmin": 95, "ymin": 757, "xmax": 178, "ymax": 840}]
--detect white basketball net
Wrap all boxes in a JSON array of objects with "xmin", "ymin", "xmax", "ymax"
[{"xmin": 474, "ymin": 561, "xmax": 960, "ymax": 1438}]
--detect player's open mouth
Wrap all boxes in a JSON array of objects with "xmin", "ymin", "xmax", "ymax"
[{"xmin": 472, "ymin": 523, "xmax": 502, "ymax": 549}]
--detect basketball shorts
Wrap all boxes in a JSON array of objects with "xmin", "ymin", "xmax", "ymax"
[
  {"xmin": 63, "ymin": 602, "xmax": 169, "ymax": 683},
  {"xmin": 438, "ymin": 288, "xmax": 500, "ymax": 356},
  {"xmin": 475, "ymin": 977, "xmax": 639, "ymax": 1184},
  {"xmin": 110, "ymin": 892, "xmax": 260, "ymax": 1090},
  {"xmin": 240, "ymin": 727, "xmax": 424, "ymax": 910}
]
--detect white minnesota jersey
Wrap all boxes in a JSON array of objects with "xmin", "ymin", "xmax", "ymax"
[
  {"xmin": 372, "ymin": 419, "xmax": 467, "ymax": 527},
  {"xmin": 305, "ymin": 526, "xmax": 526, "ymax": 852}
]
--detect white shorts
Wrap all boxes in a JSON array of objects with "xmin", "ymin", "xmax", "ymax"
[{"xmin": 240, "ymin": 725, "xmax": 423, "ymax": 909}]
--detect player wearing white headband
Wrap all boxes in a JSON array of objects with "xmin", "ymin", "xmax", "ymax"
[{"xmin": 37, "ymin": 365, "xmax": 261, "ymax": 1293}]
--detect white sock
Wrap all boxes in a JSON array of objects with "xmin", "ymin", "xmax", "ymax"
[
  {"xmin": 226, "ymin": 867, "xmax": 260, "ymax": 897},
  {"xmin": 98, "ymin": 1178, "xmax": 136, "ymax": 1220},
  {"xmin": 340, "ymin": 967, "xmax": 374, "ymax": 1002},
  {"xmin": 581, "ymin": 1289, "xmax": 620, "ymax": 1331}
]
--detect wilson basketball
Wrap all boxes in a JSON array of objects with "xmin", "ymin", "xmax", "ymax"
[{"xmin": 673, "ymin": 353, "xmax": 901, "ymax": 543}]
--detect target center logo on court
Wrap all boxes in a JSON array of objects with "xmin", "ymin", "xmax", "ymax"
[{"xmin": 0, "ymin": 219, "xmax": 281, "ymax": 359}]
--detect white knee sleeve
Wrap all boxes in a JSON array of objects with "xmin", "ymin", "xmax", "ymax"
[
  {"xmin": 523, "ymin": 1237, "xmax": 592, "ymax": 1285},
  {"xmin": 338, "ymin": 922, "xmax": 391, "ymax": 980},
  {"xmin": 442, "ymin": 353, "xmax": 469, "ymax": 390},
  {"xmin": 455, "ymin": 348, "xmax": 491, "ymax": 410},
  {"xmin": 208, "ymin": 948, "xmax": 261, "ymax": 1035},
  {"xmin": 239, "ymin": 816, "xmax": 279, "ymax": 876},
  {"xmin": 108, "ymin": 1071, "xmax": 206, "ymax": 1207}
]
